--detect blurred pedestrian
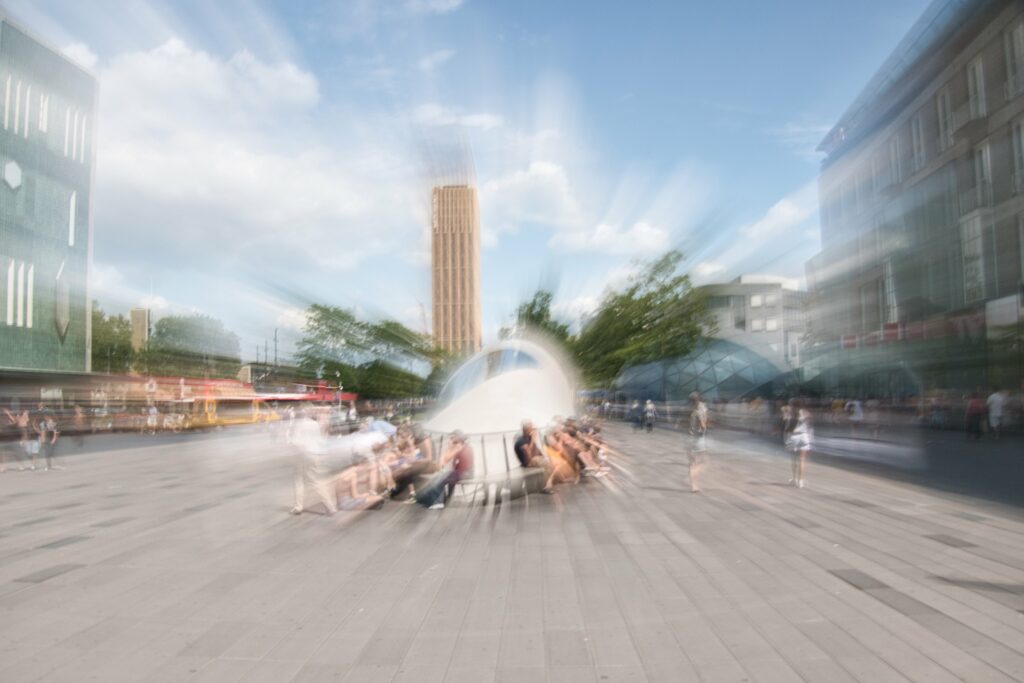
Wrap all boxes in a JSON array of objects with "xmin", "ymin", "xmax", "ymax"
[
  {"xmin": 643, "ymin": 400, "xmax": 657, "ymax": 432},
  {"xmin": 39, "ymin": 405, "xmax": 61, "ymax": 470},
  {"xmin": 986, "ymin": 387, "xmax": 1005, "ymax": 441},
  {"xmin": 1, "ymin": 401, "xmax": 25, "ymax": 472},
  {"xmin": 788, "ymin": 403, "xmax": 813, "ymax": 488},
  {"xmin": 965, "ymin": 393, "xmax": 985, "ymax": 441},
  {"xmin": 629, "ymin": 400, "xmax": 642, "ymax": 431},
  {"xmin": 687, "ymin": 392, "xmax": 708, "ymax": 493}
]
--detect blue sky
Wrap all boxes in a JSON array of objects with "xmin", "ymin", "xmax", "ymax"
[{"xmin": 4, "ymin": 0, "xmax": 931, "ymax": 362}]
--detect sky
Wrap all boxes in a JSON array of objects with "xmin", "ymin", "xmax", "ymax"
[{"xmin": 3, "ymin": 0, "xmax": 932, "ymax": 365}]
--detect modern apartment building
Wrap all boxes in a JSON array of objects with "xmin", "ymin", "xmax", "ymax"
[
  {"xmin": 0, "ymin": 14, "xmax": 97, "ymax": 372},
  {"xmin": 431, "ymin": 184, "xmax": 481, "ymax": 355},
  {"xmin": 806, "ymin": 0, "xmax": 1024, "ymax": 394},
  {"xmin": 700, "ymin": 276, "xmax": 808, "ymax": 371}
]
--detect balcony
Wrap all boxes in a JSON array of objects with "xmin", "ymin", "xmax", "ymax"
[
  {"xmin": 958, "ymin": 180, "xmax": 992, "ymax": 216},
  {"xmin": 950, "ymin": 99, "xmax": 985, "ymax": 134}
]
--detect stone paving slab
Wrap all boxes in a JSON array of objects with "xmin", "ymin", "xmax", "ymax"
[{"xmin": 0, "ymin": 424, "xmax": 1022, "ymax": 682}]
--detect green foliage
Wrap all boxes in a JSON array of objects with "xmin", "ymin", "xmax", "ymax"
[
  {"xmin": 136, "ymin": 314, "xmax": 241, "ymax": 378},
  {"xmin": 572, "ymin": 250, "xmax": 711, "ymax": 387},
  {"xmin": 296, "ymin": 304, "xmax": 447, "ymax": 397},
  {"xmin": 501, "ymin": 290, "xmax": 570, "ymax": 344},
  {"xmin": 91, "ymin": 303, "xmax": 134, "ymax": 374},
  {"xmin": 355, "ymin": 360, "xmax": 426, "ymax": 399}
]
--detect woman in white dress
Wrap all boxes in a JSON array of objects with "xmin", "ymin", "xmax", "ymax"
[{"xmin": 788, "ymin": 404, "xmax": 813, "ymax": 489}]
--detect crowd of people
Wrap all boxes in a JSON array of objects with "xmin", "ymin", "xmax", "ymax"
[
  {"xmin": 287, "ymin": 405, "xmax": 616, "ymax": 516},
  {"xmin": 0, "ymin": 401, "xmax": 63, "ymax": 472}
]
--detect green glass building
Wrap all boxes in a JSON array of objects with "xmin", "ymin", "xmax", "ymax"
[{"xmin": 0, "ymin": 14, "xmax": 96, "ymax": 372}]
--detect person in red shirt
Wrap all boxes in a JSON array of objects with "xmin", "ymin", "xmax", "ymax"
[{"xmin": 965, "ymin": 393, "xmax": 985, "ymax": 441}]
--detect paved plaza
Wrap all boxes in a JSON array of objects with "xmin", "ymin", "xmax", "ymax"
[{"xmin": 0, "ymin": 424, "xmax": 1022, "ymax": 682}]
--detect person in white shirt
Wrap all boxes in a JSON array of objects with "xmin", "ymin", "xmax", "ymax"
[
  {"xmin": 986, "ymin": 388, "xmax": 1006, "ymax": 441},
  {"xmin": 290, "ymin": 404, "xmax": 338, "ymax": 515}
]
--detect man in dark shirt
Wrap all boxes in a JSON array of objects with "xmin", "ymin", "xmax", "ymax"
[{"xmin": 513, "ymin": 421, "xmax": 543, "ymax": 468}]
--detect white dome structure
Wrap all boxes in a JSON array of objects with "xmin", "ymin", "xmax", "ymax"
[
  {"xmin": 424, "ymin": 336, "xmax": 576, "ymax": 485},
  {"xmin": 426, "ymin": 337, "xmax": 575, "ymax": 434}
]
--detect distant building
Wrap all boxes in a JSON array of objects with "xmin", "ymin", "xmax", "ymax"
[
  {"xmin": 130, "ymin": 307, "xmax": 150, "ymax": 352},
  {"xmin": 806, "ymin": 0, "xmax": 1024, "ymax": 395},
  {"xmin": 699, "ymin": 276, "xmax": 808, "ymax": 371},
  {"xmin": 431, "ymin": 185, "xmax": 481, "ymax": 354},
  {"xmin": 0, "ymin": 14, "xmax": 97, "ymax": 372}
]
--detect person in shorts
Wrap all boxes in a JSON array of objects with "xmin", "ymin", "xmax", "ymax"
[
  {"xmin": 787, "ymin": 402, "xmax": 813, "ymax": 488},
  {"xmin": 687, "ymin": 392, "xmax": 708, "ymax": 493}
]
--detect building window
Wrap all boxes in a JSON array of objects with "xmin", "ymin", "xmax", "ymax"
[
  {"xmin": 1014, "ymin": 119, "xmax": 1024, "ymax": 194},
  {"xmin": 38, "ymin": 93, "xmax": 48, "ymax": 133},
  {"xmin": 765, "ymin": 293, "xmax": 777, "ymax": 307},
  {"xmin": 751, "ymin": 318, "xmax": 764, "ymax": 332},
  {"xmin": 967, "ymin": 56, "xmax": 986, "ymax": 119},
  {"xmin": 80, "ymin": 116, "xmax": 87, "ymax": 163},
  {"xmin": 911, "ymin": 114, "xmax": 926, "ymax": 171},
  {"xmin": 2, "ymin": 75, "xmax": 9, "ymax": 130},
  {"xmin": 68, "ymin": 191, "xmax": 77, "ymax": 246},
  {"xmin": 731, "ymin": 296, "xmax": 746, "ymax": 330},
  {"xmin": 25, "ymin": 265, "xmax": 33, "ymax": 329},
  {"xmin": 962, "ymin": 216, "xmax": 985, "ymax": 302},
  {"xmin": 750, "ymin": 294, "xmax": 763, "ymax": 308},
  {"xmin": 22, "ymin": 84, "xmax": 30, "ymax": 140},
  {"xmin": 13, "ymin": 79, "xmax": 21, "ymax": 135},
  {"xmin": 937, "ymin": 88, "xmax": 953, "ymax": 150},
  {"xmin": 1005, "ymin": 21, "xmax": 1024, "ymax": 99},
  {"xmin": 15, "ymin": 262, "xmax": 24, "ymax": 327},
  {"xmin": 71, "ymin": 111, "xmax": 79, "ymax": 162},
  {"xmin": 972, "ymin": 143, "xmax": 992, "ymax": 210},
  {"xmin": 4, "ymin": 259, "xmax": 12, "ymax": 325},
  {"xmin": 888, "ymin": 134, "xmax": 902, "ymax": 184},
  {"xmin": 766, "ymin": 317, "xmax": 778, "ymax": 332}
]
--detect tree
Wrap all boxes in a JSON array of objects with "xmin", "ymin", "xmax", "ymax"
[
  {"xmin": 572, "ymin": 250, "xmax": 711, "ymax": 387},
  {"xmin": 356, "ymin": 360, "xmax": 426, "ymax": 398},
  {"xmin": 91, "ymin": 302, "xmax": 134, "ymax": 374},
  {"xmin": 137, "ymin": 314, "xmax": 241, "ymax": 378},
  {"xmin": 501, "ymin": 290, "xmax": 570, "ymax": 344},
  {"xmin": 295, "ymin": 304, "xmax": 447, "ymax": 396}
]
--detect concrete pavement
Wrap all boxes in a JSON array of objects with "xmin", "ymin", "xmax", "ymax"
[{"xmin": 0, "ymin": 423, "xmax": 1021, "ymax": 681}]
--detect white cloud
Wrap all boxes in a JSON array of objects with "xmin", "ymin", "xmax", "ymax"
[
  {"xmin": 276, "ymin": 307, "xmax": 310, "ymax": 332},
  {"xmin": 93, "ymin": 38, "xmax": 418, "ymax": 283},
  {"xmin": 479, "ymin": 161, "xmax": 581, "ymax": 246},
  {"xmin": 551, "ymin": 221, "xmax": 670, "ymax": 256},
  {"xmin": 740, "ymin": 182, "xmax": 816, "ymax": 240},
  {"xmin": 413, "ymin": 103, "xmax": 503, "ymax": 130},
  {"xmin": 694, "ymin": 261, "xmax": 726, "ymax": 279},
  {"xmin": 417, "ymin": 48, "xmax": 456, "ymax": 72},
  {"xmin": 406, "ymin": 0, "xmax": 465, "ymax": 14},
  {"xmin": 551, "ymin": 295, "xmax": 598, "ymax": 329},
  {"xmin": 770, "ymin": 120, "xmax": 831, "ymax": 162},
  {"xmin": 62, "ymin": 42, "xmax": 98, "ymax": 70}
]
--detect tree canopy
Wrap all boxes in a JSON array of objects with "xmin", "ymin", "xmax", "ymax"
[
  {"xmin": 295, "ymin": 304, "xmax": 447, "ymax": 397},
  {"xmin": 91, "ymin": 303, "xmax": 134, "ymax": 374},
  {"xmin": 500, "ymin": 290, "xmax": 570, "ymax": 344},
  {"xmin": 136, "ymin": 314, "xmax": 241, "ymax": 378},
  {"xmin": 572, "ymin": 250, "xmax": 711, "ymax": 386}
]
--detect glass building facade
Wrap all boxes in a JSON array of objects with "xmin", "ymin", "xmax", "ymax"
[
  {"xmin": 0, "ymin": 16, "xmax": 96, "ymax": 372},
  {"xmin": 612, "ymin": 339, "xmax": 782, "ymax": 402}
]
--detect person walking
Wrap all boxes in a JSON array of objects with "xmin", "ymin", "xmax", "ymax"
[
  {"xmin": 629, "ymin": 401, "xmax": 642, "ymax": 432},
  {"xmin": 986, "ymin": 388, "xmax": 1005, "ymax": 441},
  {"xmin": 643, "ymin": 400, "xmax": 658, "ymax": 433},
  {"xmin": 964, "ymin": 393, "xmax": 985, "ymax": 441},
  {"xmin": 687, "ymin": 392, "xmax": 708, "ymax": 493},
  {"xmin": 788, "ymin": 403, "xmax": 813, "ymax": 488}
]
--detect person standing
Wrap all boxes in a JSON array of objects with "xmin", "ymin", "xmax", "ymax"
[
  {"xmin": 687, "ymin": 392, "xmax": 709, "ymax": 493},
  {"xmin": 964, "ymin": 393, "xmax": 985, "ymax": 441},
  {"xmin": 986, "ymin": 388, "xmax": 1005, "ymax": 441},
  {"xmin": 39, "ymin": 405, "xmax": 61, "ymax": 470},
  {"xmin": 1, "ymin": 402, "xmax": 24, "ymax": 472},
  {"xmin": 789, "ymin": 403, "xmax": 813, "ymax": 488},
  {"xmin": 644, "ymin": 400, "xmax": 658, "ymax": 433},
  {"xmin": 290, "ymin": 404, "xmax": 338, "ymax": 515}
]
